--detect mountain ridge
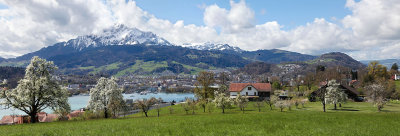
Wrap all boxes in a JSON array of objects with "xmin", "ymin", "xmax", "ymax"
[{"xmin": 0, "ymin": 25, "xmax": 365, "ymax": 76}]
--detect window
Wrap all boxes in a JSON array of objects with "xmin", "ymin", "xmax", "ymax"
[
  {"xmin": 231, "ymin": 92, "xmax": 237, "ymax": 96},
  {"xmin": 248, "ymin": 87, "xmax": 251, "ymax": 90}
]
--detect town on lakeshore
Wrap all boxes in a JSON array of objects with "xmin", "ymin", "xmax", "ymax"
[{"xmin": 1, "ymin": 56, "xmax": 399, "ymax": 125}]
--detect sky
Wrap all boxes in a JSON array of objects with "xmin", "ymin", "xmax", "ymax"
[{"xmin": 0, "ymin": 0, "xmax": 399, "ymax": 61}]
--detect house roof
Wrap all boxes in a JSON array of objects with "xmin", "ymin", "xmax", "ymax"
[
  {"xmin": 229, "ymin": 83, "xmax": 271, "ymax": 92},
  {"xmin": 0, "ymin": 115, "xmax": 18, "ymax": 124},
  {"xmin": 341, "ymin": 84, "xmax": 360, "ymax": 96},
  {"xmin": 40, "ymin": 114, "xmax": 58, "ymax": 122},
  {"xmin": 68, "ymin": 110, "xmax": 84, "ymax": 119}
]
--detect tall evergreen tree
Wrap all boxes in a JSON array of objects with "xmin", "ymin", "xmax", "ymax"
[{"xmin": 391, "ymin": 63, "xmax": 398, "ymax": 71}]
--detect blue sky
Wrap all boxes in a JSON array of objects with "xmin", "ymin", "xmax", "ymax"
[{"xmin": 135, "ymin": 0, "xmax": 351, "ymax": 30}]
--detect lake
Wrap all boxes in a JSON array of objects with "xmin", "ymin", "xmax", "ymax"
[{"xmin": 0, "ymin": 93, "xmax": 194, "ymax": 119}]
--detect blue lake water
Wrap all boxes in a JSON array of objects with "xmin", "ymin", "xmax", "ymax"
[{"xmin": 0, "ymin": 93, "xmax": 194, "ymax": 119}]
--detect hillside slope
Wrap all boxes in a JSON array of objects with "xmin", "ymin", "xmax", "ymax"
[{"xmin": 47, "ymin": 45, "xmax": 248, "ymax": 75}]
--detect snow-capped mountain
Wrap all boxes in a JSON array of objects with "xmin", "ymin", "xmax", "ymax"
[
  {"xmin": 183, "ymin": 42, "xmax": 243, "ymax": 53},
  {"xmin": 64, "ymin": 24, "xmax": 172, "ymax": 51}
]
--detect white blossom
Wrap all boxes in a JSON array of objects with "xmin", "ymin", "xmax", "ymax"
[
  {"xmin": 88, "ymin": 77, "xmax": 124, "ymax": 118},
  {"xmin": 365, "ymin": 84, "xmax": 386, "ymax": 111},
  {"xmin": 325, "ymin": 80, "xmax": 347, "ymax": 109},
  {"xmin": 0, "ymin": 56, "xmax": 70, "ymax": 123},
  {"xmin": 213, "ymin": 92, "xmax": 233, "ymax": 113},
  {"xmin": 235, "ymin": 94, "xmax": 248, "ymax": 112}
]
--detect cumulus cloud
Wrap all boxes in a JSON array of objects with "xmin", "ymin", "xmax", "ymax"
[
  {"xmin": 0, "ymin": 0, "xmax": 113, "ymax": 57},
  {"xmin": 204, "ymin": 0, "xmax": 255, "ymax": 33},
  {"xmin": 282, "ymin": 18, "xmax": 355, "ymax": 55},
  {"xmin": 343, "ymin": 0, "xmax": 400, "ymax": 40},
  {"xmin": 0, "ymin": 0, "xmax": 400, "ymax": 60}
]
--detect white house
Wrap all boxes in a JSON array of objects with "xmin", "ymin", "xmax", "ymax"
[
  {"xmin": 395, "ymin": 74, "xmax": 400, "ymax": 80},
  {"xmin": 229, "ymin": 83, "xmax": 271, "ymax": 99}
]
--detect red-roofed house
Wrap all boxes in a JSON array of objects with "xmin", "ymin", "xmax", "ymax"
[
  {"xmin": 229, "ymin": 83, "xmax": 271, "ymax": 99},
  {"xmin": 68, "ymin": 109, "xmax": 85, "ymax": 119},
  {"xmin": 0, "ymin": 115, "xmax": 30, "ymax": 125},
  {"xmin": 37, "ymin": 112, "xmax": 58, "ymax": 123}
]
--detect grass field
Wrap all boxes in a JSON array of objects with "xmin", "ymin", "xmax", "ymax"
[{"xmin": 1, "ymin": 102, "xmax": 400, "ymax": 136}]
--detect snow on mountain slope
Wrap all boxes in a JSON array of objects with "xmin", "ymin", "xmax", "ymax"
[
  {"xmin": 183, "ymin": 42, "xmax": 243, "ymax": 53},
  {"xmin": 64, "ymin": 24, "xmax": 172, "ymax": 51}
]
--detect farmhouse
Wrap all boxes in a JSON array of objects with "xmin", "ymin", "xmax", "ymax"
[
  {"xmin": 309, "ymin": 83, "xmax": 362, "ymax": 102},
  {"xmin": 393, "ymin": 74, "xmax": 400, "ymax": 80},
  {"xmin": 229, "ymin": 83, "xmax": 271, "ymax": 99},
  {"xmin": 0, "ymin": 112, "xmax": 60, "ymax": 125}
]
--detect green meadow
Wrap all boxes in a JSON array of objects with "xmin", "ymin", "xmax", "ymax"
[{"xmin": 1, "ymin": 102, "xmax": 400, "ymax": 136}]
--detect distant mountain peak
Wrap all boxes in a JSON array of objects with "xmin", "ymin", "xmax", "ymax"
[
  {"xmin": 64, "ymin": 24, "xmax": 172, "ymax": 51},
  {"xmin": 183, "ymin": 42, "xmax": 243, "ymax": 53}
]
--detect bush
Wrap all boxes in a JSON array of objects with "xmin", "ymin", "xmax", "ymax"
[
  {"xmin": 275, "ymin": 101, "xmax": 286, "ymax": 112},
  {"xmin": 70, "ymin": 110, "xmax": 103, "ymax": 121},
  {"xmin": 389, "ymin": 100, "xmax": 400, "ymax": 104},
  {"xmin": 207, "ymin": 103, "xmax": 215, "ymax": 113},
  {"xmin": 168, "ymin": 106, "xmax": 174, "ymax": 114}
]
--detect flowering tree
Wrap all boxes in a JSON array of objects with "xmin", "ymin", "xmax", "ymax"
[
  {"xmin": 88, "ymin": 77, "xmax": 124, "ymax": 118},
  {"xmin": 186, "ymin": 98, "xmax": 197, "ymax": 115},
  {"xmin": 365, "ymin": 84, "xmax": 386, "ymax": 111},
  {"xmin": 275, "ymin": 101, "xmax": 286, "ymax": 112},
  {"xmin": 266, "ymin": 94, "xmax": 279, "ymax": 110},
  {"xmin": 254, "ymin": 100, "xmax": 265, "ymax": 112},
  {"xmin": 0, "ymin": 56, "xmax": 70, "ymax": 123},
  {"xmin": 134, "ymin": 97, "xmax": 157, "ymax": 117},
  {"xmin": 325, "ymin": 80, "xmax": 347, "ymax": 110},
  {"xmin": 197, "ymin": 99, "xmax": 207, "ymax": 113},
  {"xmin": 235, "ymin": 94, "xmax": 248, "ymax": 113},
  {"xmin": 1, "ymin": 79, "xmax": 7, "ymax": 86},
  {"xmin": 213, "ymin": 92, "xmax": 233, "ymax": 114}
]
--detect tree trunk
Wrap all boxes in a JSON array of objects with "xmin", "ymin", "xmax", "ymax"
[
  {"xmin": 203, "ymin": 106, "xmax": 206, "ymax": 113},
  {"xmin": 270, "ymin": 104, "xmax": 273, "ymax": 110},
  {"xmin": 339, "ymin": 103, "xmax": 342, "ymax": 107},
  {"xmin": 259, "ymin": 108, "xmax": 261, "ymax": 112},
  {"xmin": 323, "ymin": 102, "xmax": 326, "ymax": 112},
  {"xmin": 104, "ymin": 108, "xmax": 108, "ymax": 118},
  {"xmin": 144, "ymin": 111, "xmax": 148, "ymax": 117},
  {"xmin": 29, "ymin": 111, "xmax": 38, "ymax": 123},
  {"xmin": 334, "ymin": 103, "xmax": 337, "ymax": 110},
  {"xmin": 204, "ymin": 89, "xmax": 207, "ymax": 99},
  {"xmin": 157, "ymin": 111, "xmax": 160, "ymax": 117},
  {"xmin": 242, "ymin": 108, "xmax": 245, "ymax": 113},
  {"xmin": 222, "ymin": 108, "xmax": 225, "ymax": 114}
]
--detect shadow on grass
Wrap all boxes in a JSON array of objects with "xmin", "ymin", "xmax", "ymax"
[
  {"xmin": 341, "ymin": 107, "xmax": 354, "ymax": 108},
  {"xmin": 385, "ymin": 104, "xmax": 396, "ymax": 107},
  {"xmin": 336, "ymin": 109, "xmax": 360, "ymax": 111},
  {"xmin": 327, "ymin": 108, "xmax": 359, "ymax": 111},
  {"xmin": 380, "ymin": 110, "xmax": 395, "ymax": 112}
]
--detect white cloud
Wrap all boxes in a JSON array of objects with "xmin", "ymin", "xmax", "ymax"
[
  {"xmin": 204, "ymin": 0, "xmax": 255, "ymax": 33},
  {"xmin": 343, "ymin": 0, "xmax": 400, "ymax": 40},
  {"xmin": 0, "ymin": 0, "xmax": 400, "ymax": 61},
  {"xmin": 282, "ymin": 18, "xmax": 355, "ymax": 55},
  {"xmin": 0, "ymin": 0, "xmax": 113, "ymax": 57}
]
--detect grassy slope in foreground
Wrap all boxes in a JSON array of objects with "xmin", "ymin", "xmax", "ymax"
[{"xmin": 1, "ymin": 102, "xmax": 400, "ymax": 136}]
